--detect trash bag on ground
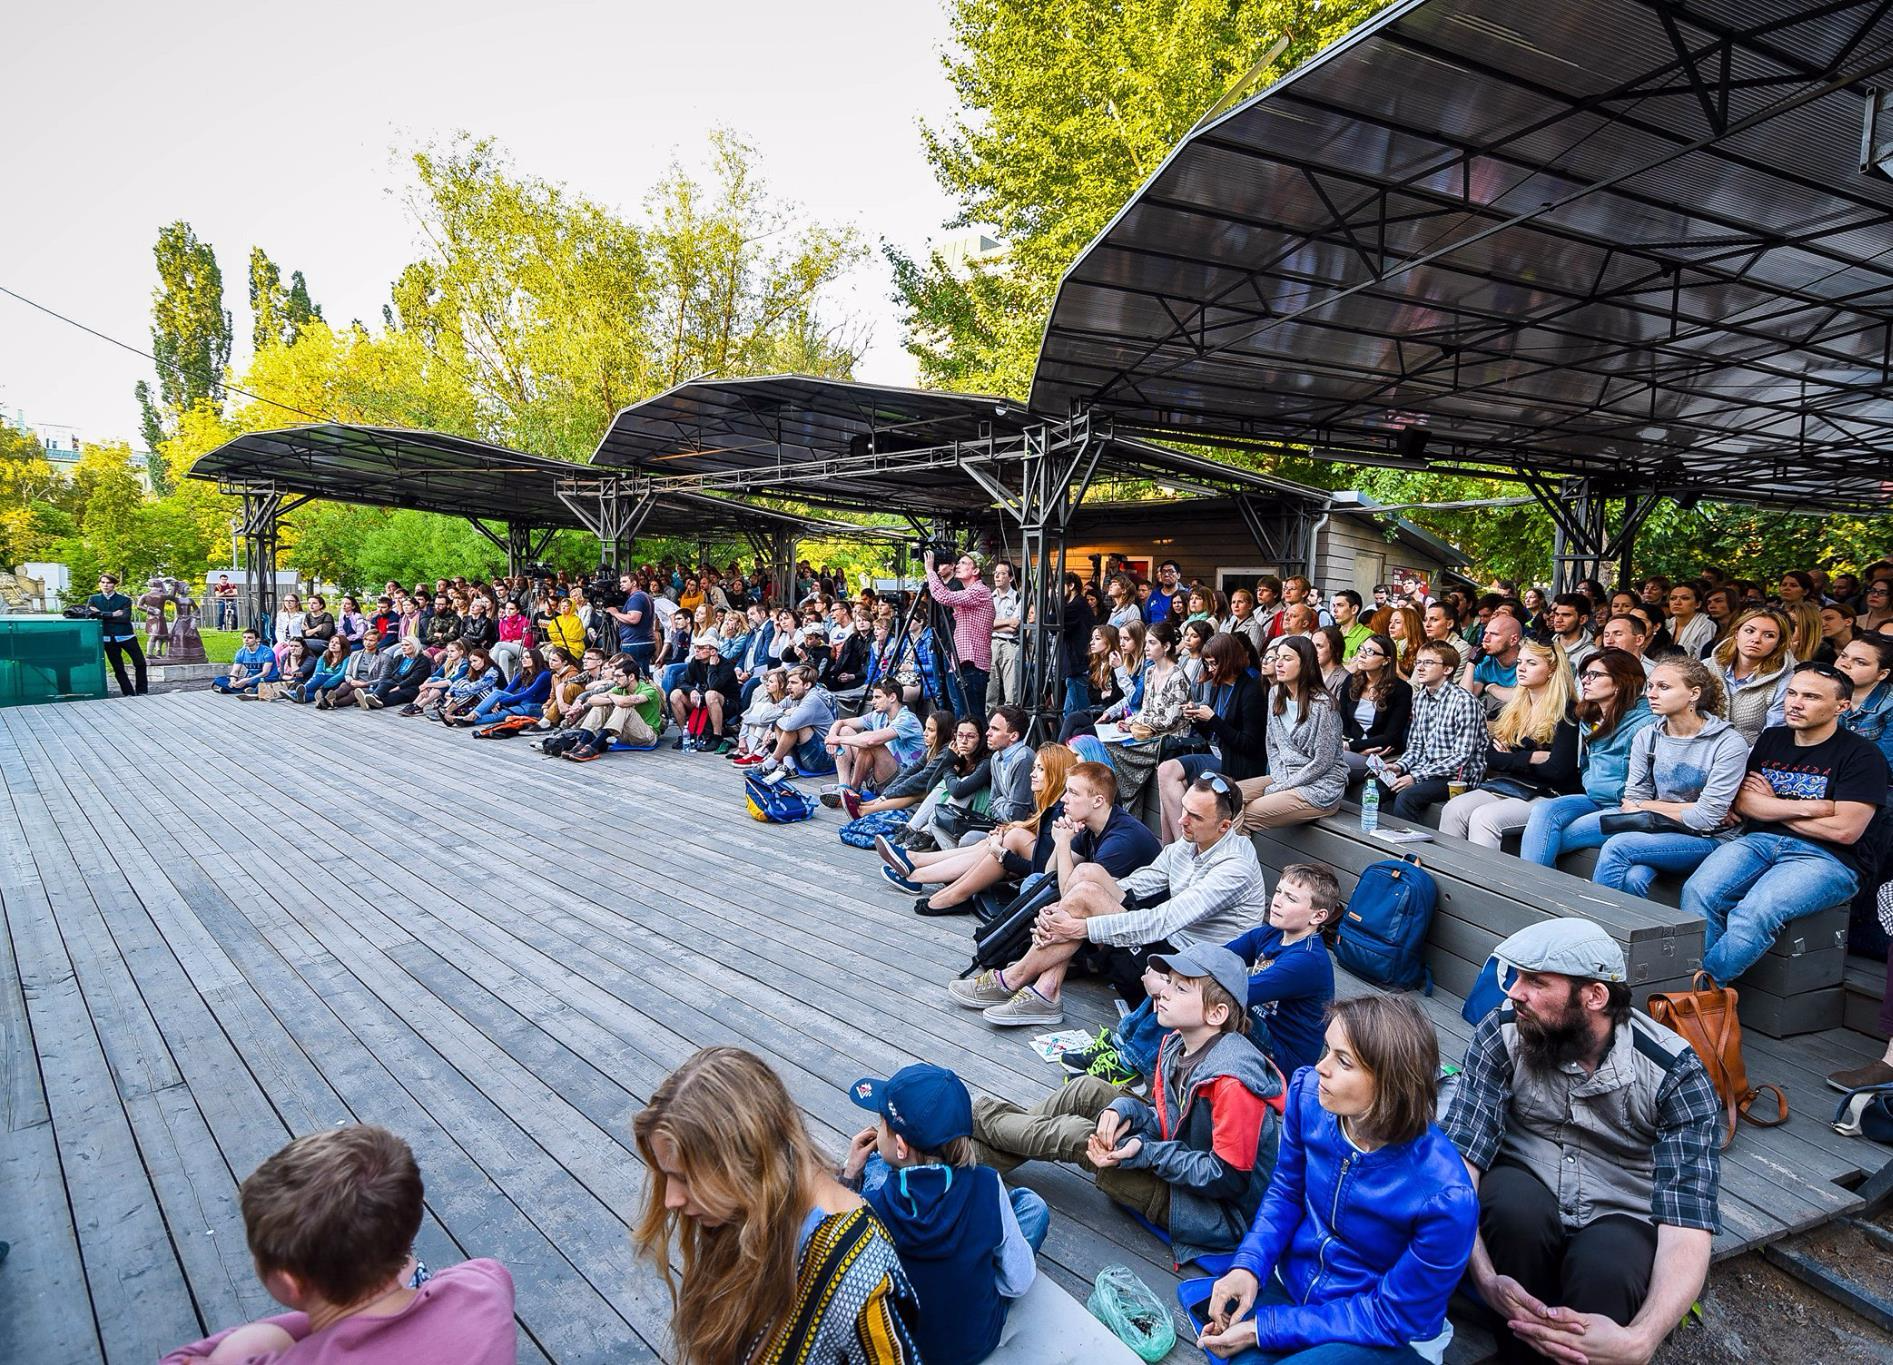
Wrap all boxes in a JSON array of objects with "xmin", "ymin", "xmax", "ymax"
[{"xmin": 1085, "ymin": 1264, "xmax": 1176, "ymax": 1362}]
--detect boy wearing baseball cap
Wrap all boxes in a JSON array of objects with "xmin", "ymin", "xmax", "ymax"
[
  {"xmin": 841, "ymin": 1063, "xmax": 1043, "ymax": 1365},
  {"xmin": 971, "ymin": 944, "xmax": 1284, "ymax": 1267}
]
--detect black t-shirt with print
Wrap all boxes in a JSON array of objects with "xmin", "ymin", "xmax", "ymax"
[{"xmin": 1744, "ymin": 725, "xmax": 1891, "ymax": 876}]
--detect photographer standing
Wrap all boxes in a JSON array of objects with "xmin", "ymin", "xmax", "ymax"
[
  {"xmin": 925, "ymin": 545, "xmax": 995, "ymax": 722},
  {"xmin": 604, "ymin": 570, "xmax": 657, "ymax": 674},
  {"xmin": 86, "ymin": 572, "xmax": 147, "ymax": 696}
]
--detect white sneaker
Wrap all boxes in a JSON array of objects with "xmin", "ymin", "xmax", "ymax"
[
  {"xmin": 983, "ymin": 988, "xmax": 1064, "ymax": 1028},
  {"xmin": 948, "ymin": 970, "xmax": 1016, "ymax": 1009}
]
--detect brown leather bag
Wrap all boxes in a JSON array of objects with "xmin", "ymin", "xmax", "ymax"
[{"xmin": 1646, "ymin": 971, "xmax": 1787, "ymax": 1149}]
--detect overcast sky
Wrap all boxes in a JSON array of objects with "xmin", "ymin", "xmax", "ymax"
[{"xmin": 2, "ymin": 0, "xmax": 964, "ymax": 446}]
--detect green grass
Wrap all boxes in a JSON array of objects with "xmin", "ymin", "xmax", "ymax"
[{"xmin": 198, "ymin": 630, "xmax": 240, "ymax": 664}]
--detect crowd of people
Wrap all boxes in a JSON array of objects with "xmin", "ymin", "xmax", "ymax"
[{"xmin": 168, "ymin": 548, "xmax": 1893, "ymax": 1365}]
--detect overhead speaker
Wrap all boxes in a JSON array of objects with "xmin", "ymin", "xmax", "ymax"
[{"xmin": 1396, "ymin": 428, "xmax": 1430, "ymax": 462}]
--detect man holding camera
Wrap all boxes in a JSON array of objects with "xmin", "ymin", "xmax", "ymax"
[{"xmin": 925, "ymin": 545, "xmax": 996, "ymax": 722}]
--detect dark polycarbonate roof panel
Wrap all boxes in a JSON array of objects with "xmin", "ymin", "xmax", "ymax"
[
  {"xmin": 587, "ymin": 374, "xmax": 1329, "ymax": 513},
  {"xmin": 1030, "ymin": 0, "xmax": 1893, "ymax": 510},
  {"xmin": 187, "ymin": 424, "xmax": 894, "ymax": 539}
]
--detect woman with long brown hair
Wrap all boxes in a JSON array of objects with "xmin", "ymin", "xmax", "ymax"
[
  {"xmin": 1058, "ymin": 622, "xmax": 1126, "ymax": 740},
  {"xmin": 1712, "ymin": 607, "xmax": 1793, "ymax": 745},
  {"xmin": 1338, "ymin": 632, "xmax": 1411, "ymax": 780},
  {"xmin": 1518, "ymin": 647, "xmax": 1657, "ymax": 868},
  {"xmin": 1385, "ymin": 604, "xmax": 1423, "ymax": 679},
  {"xmin": 633, "ymin": 1047, "xmax": 920, "ymax": 1364}
]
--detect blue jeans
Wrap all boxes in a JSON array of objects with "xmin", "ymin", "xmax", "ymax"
[
  {"xmin": 1199, "ymin": 1276, "xmax": 1426, "ymax": 1364},
  {"xmin": 1010, "ymin": 1186, "xmax": 1049, "ymax": 1254},
  {"xmin": 472, "ymin": 692, "xmax": 536, "ymax": 722},
  {"xmin": 1681, "ymin": 833, "xmax": 1859, "ymax": 982},
  {"xmin": 625, "ymin": 641, "xmax": 656, "ymax": 676},
  {"xmin": 1518, "ymin": 793, "xmax": 1610, "ymax": 866},
  {"xmin": 660, "ymin": 662, "xmax": 688, "ymax": 696},
  {"xmin": 1592, "ymin": 831, "xmax": 1717, "ymax": 898},
  {"xmin": 1062, "ymin": 675, "xmax": 1091, "ymax": 718}
]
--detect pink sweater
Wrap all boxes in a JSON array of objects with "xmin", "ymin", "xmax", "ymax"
[{"xmin": 160, "ymin": 1259, "xmax": 516, "ymax": 1365}]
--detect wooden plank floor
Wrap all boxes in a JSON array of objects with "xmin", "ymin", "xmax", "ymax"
[
  {"xmin": 3, "ymin": 690, "xmax": 1888, "ymax": 1362},
  {"xmin": 0, "ymin": 690, "xmax": 1186, "ymax": 1364}
]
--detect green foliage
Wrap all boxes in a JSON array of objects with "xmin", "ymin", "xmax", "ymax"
[
  {"xmin": 893, "ymin": 0, "xmax": 1393, "ymax": 396},
  {"xmin": 249, "ymin": 248, "xmax": 325, "ymax": 355},
  {"xmin": 140, "ymin": 221, "xmax": 234, "ymax": 493}
]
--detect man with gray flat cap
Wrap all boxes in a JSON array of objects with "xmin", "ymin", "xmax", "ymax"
[{"xmin": 1441, "ymin": 919, "xmax": 1722, "ymax": 1365}]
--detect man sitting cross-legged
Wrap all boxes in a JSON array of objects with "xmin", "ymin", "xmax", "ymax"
[
  {"xmin": 826, "ymin": 679, "xmax": 927, "ymax": 814},
  {"xmin": 758, "ymin": 664, "xmax": 839, "ymax": 777},
  {"xmin": 555, "ymin": 655, "xmax": 665, "ymax": 761},
  {"xmin": 1443, "ymin": 920, "xmax": 1721, "ymax": 1365},
  {"xmin": 949, "ymin": 774, "xmax": 1268, "ymax": 1028}
]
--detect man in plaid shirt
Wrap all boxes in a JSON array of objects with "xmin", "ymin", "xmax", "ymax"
[
  {"xmin": 1442, "ymin": 920, "xmax": 1720, "ymax": 1365},
  {"xmin": 1374, "ymin": 639, "xmax": 1487, "ymax": 821},
  {"xmin": 923, "ymin": 546, "xmax": 996, "ymax": 720}
]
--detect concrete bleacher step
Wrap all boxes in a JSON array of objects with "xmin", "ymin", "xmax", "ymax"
[{"xmin": 989, "ymin": 1273, "xmax": 1144, "ymax": 1363}]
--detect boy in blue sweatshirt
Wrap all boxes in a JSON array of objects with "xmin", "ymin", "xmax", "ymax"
[
  {"xmin": 1064, "ymin": 862, "xmax": 1340, "ymax": 1084},
  {"xmin": 215, "ymin": 629, "xmax": 280, "ymax": 695},
  {"xmin": 842, "ymin": 1063, "xmax": 1043, "ymax": 1365}
]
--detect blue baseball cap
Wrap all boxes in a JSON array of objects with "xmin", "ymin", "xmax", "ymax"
[{"xmin": 848, "ymin": 1064, "xmax": 973, "ymax": 1151}]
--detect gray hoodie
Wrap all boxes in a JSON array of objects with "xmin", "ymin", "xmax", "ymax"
[{"xmin": 1621, "ymin": 713, "xmax": 1749, "ymax": 834}]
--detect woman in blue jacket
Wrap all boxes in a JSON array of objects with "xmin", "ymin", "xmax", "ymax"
[
  {"xmin": 467, "ymin": 645, "xmax": 553, "ymax": 725},
  {"xmin": 1193, "ymin": 995, "xmax": 1476, "ymax": 1364},
  {"xmin": 1516, "ymin": 648, "xmax": 1657, "ymax": 868}
]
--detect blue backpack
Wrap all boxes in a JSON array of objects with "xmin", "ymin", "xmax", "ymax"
[{"xmin": 1335, "ymin": 857, "xmax": 1438, "ymax": 994}]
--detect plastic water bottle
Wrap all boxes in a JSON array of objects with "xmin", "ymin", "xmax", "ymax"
[{"xmin": 1360, "ymin": 777, "xmax": 1380, "ymax": 833}]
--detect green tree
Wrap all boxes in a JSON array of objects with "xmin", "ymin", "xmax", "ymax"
[
  {"xmin": 249, "ymin": 248, "xmax": 324, "ymax": 353},
  {"xmin": 0, "ymin": 425, "xmax": 61, "ymax": 566},
  {"xmin": 892, "ymin": 0, "xmax": 1393, "ymax": 396},
  {"xmin": 138, "ymin": 221, "xmax": 234, "ymax": 493}
]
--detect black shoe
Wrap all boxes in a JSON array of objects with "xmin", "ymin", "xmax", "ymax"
[{"xmin": 914, "ymin": 896, "xmax": 972, "ymax": 917}]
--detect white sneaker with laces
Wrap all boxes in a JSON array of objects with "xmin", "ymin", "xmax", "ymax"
[{"xmin": 982, "ymin": 988, "xmax": 1064, "ymax": 1027}]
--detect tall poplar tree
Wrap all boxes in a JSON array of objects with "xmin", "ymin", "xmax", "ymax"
[{"xmin": 135, "ymin": 220, "xmax": 233, "ymax": 493}]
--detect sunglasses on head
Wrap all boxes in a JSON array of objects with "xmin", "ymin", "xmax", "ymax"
[{"xmin": 1794, "ymin": 660, "xmax": 1851, "ymax": 688}]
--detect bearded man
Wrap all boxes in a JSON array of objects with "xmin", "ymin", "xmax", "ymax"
[{"xmin": 1440, "ymin": 921, "xmax": 1722, "ymax": 1365}]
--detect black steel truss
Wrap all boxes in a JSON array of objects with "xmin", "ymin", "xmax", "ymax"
[{"xmin": 1032, "ymin": 0, "xmax": 1893, "ymax": 511}]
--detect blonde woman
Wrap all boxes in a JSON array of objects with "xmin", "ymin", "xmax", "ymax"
[
  {"xmin": 1712, "ymin": 608, "xmax": 1793, "ymax": 745},
  {"xmin": 1779, "ymin": 599, "xmax": 1823, "ymax": 668},
  {"xmin": 1438, "ymin": 640, "xmax": 1579, "ymax": 847},
  {"xmin": 633, "ymin": 1047, "xmax": 921, "ymax": 1364}
]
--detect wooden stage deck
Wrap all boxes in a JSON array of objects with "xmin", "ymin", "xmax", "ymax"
[{"xmin": 1, "ymin": 690, "xmax": 1887, "ymax": 1363}]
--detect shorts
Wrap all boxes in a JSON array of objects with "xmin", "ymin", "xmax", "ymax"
[
  {"xmin": 1173, "ymin": 752, "xmax": 1226, "ymax": 782},
  {"xmin": 793, "ymin": 733, "xmax": 836, "ymax": 776}
]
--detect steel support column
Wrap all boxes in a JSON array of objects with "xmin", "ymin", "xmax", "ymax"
[
  {"xmin": 769, "ymin": 529, "xmax": 799, "ymax": 610},
  {"xmin": 224, "ymin": 482, "xmax": 312, "ymax": 634},
  {"xmin": 1525, "ymin": 475, "xmax": 1662, "ymax": 592},
  {"xmin": 1233, "ymin": 493, "xmax": 1312, "ymax": 576},
  {"xmin": 556, "ymin": 477, "xmax": 656, "ymax": 568}
]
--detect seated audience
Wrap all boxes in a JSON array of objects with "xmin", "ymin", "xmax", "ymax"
[
  {"xmin": 758, "ymin": 665, "xmax": 840, "ymax": 778},
  {"xmin": 668, "ymin": 633, "xmax": 739, "ymax": 750},
  {"xmin": 548, "ymin": 655, "xmax": 664, "ymax": 760},
  {"xmin": 1196, "ymin": 995, "xmax": 1477, "ymax": 1365},
  {"xmin": 1371, "ymin": 641, "xmax": 1486, "ymax": 822},
  {"xmin": 1337, "ymin": 632, "xmax": 1412, "ymax": 780},
  {"xmin": 1518, "ymin": 649, "xmax": 1656, "ymax": 868},
  {"xmin": 1665, "ymin": 582, "xmax": 1715, "ymax": 660},
  {"xmin": 1597, "ymin": 612, "xmax": 1655, "ymax": 676},
  {"xmin": 1102, "ymin": 619, "xmax": 1193, "ymax": 807},
  {"xmin": 470, "ymin": 646, "xmax": 551, "ymax": 726},
  {"xmin": 632, "ymin": 1047, "xmax": 921, "ymax": 1364},
  {"xmin": 298, "ymin": 595, "xmax": 337, "ymax": 656},
  {"xmin": 1839, "ymin": 633, "xmax": 1893, "ymax": 771},
  {"xmin": 1547, "ymin": 592, "xmax": 1596, "ymax": 672},
  {"xmin": 733, "ymin": 666, "xmax": 791, "ymax": 763},
  {"xmin": 1236, "ymin": 636, "xmax": 1348, "ymax": 832},
  {"xmin": 542, "ymin": 646, "xmax": 605, "ymax": 726},
  {"xmin": 1444, "ymin": 921, "xmax": 1719, "ymax": 1365},
  {"xmin": 827, "ymin": 679, "xmax": 927, "ymax": 809},
  {"xmin": 970, "ymin": 944, "xmax": 1283, "ymax": 1266},
  {"xmin": 1311, "ymin": 625, "xmax": 1349, "ymax": 697},
  {"xmin": 841, "ymin": 1064, "xmax": 1042, "ymax": 1365},
  {"xmin": 896, "ymin": 716, "xmax": 990, "ymax": 851},
  {"xmin": 490, "ymin": 599, "xmax": 534, "ymax": 677},
  {"xmin": 324, "ymin": 629, "xmax": 391, "ymax": 710},
  {"xmin": 1438, "ymin": 640, "xmax": 1579, "ymax": 847},
  {"xmin": 368, "ymin": 637, "xmax": 434, "ymax": 711},
  {"xmin": 275, "ymin": 639, "xmax": 319, "ymax": 704},
  {"xmin": 302, "ymin": 635, "xmax": 352, "ymax": 705},
  {"xmin": 434, "ymin": 646, "xmax": 499, "ymax": 725},
  {"xmin": 214, "ymin": 628, "xmax": 279, "ymax": 696},
  {"xmin": 1461, "ymin": 610, "xmax": 1523, "ymax": 716},
  {"xmin": 160, "ymin": 1125, "xmax": 514, "ymax": 1365},
  {"xmin": 1681, "ymin": 662, "xmax": 1890, "ymax": 983},
  {"xmin": 1385, "ymin": 604, "xmax": 1423, "ymax": 678},
  {"xmin": 1779, "ymin": 599, "xmax": 1824, "ymax": 668},
  {"xmin": 1712, "ymin": 608, "xmax": 1792, "ymax": 745},
  {"xmin": 1076, "ymin": 862, "xmax": 1340, "ymax": 1088},
  {"xmin": 421, "ymin": 594, "xmax": 460, "ymax": 657},
  {"xmin": 949, "ymin": 775, "xmax": 1267, "ymax": 1027},
  {"xmin": 1331, "ymin": 589, "xmax": 1371, "ymax": 660},
  {"xmin": 1156, "ymin": 632, "xmax": 1269, "ymax": 842},
  {"xmin": 1591, "ymin": 658, "xmax": 1747, "ymax": 896},
  {"xmin": 842, "ymin": 708, "xmax": 959, "ymax": 823},
  {"xmin": 885, "ymin": 743, "xmax": 1073, "ymax": 914}
]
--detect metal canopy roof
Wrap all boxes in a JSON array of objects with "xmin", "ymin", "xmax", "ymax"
[
  {"xmin": 587, "ymin": 374, "xmax": 1330, "ymax": 513},
  {"xmin": 189, "ymin": 424, "xmax": 894, "ymax": 540},
  {"xmin": 1029, "ymin": 0, "xmax": 1893, "ymax": 511}
]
